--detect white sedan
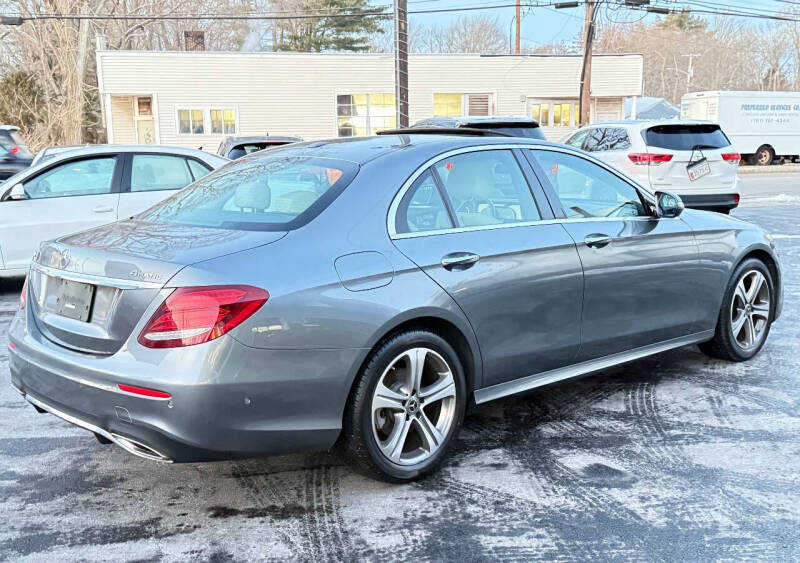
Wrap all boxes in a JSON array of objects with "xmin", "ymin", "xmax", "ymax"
[{"xmin": 0, "ymin": 145, "xmax": 228, "ymax": 278}]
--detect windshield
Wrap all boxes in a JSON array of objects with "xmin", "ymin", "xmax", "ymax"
[
  {"xmin": 644, "ymin": 124, "xmax": 730, "ymax": 151},
  {"xmin": 139, "ymin": 155, "xmax": 358, "ymax": 231}
]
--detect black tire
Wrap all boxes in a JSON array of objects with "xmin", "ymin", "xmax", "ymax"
[
  {"xmin": 340, "ymin": 330, "xmax": 467, "ymax": 482},
  {"xmin": 699, "ymin": 258, "xmax": 775, "ymax": 362},
  {"xmin": 749, "ymin": 145, "xmax": 774, "ymax": 166}
]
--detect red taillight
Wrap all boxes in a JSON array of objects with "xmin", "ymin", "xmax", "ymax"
[
  {"xmin": 9, "ymin": 146, "xmax": 18, "ymax": 155},
  {"xmin": 628, "ymin": 153, "xmax": 673, "ymax": 165},
  {"xmin": 733, "ymin": 194, "xmax": 740, "ymax": 204},
  {"xmin": 19, "ymin": 276, "xmax": 27, "ymax": 310},
  {"xmin": 722, "ymin": 152, "xmax": 741, "ymax": 164},
  {"xmin": 138, "ymin": 285, "xmax": 269, "ymax": 349},
  {"xmin": 118, "ymin": 383, "xmax": 171, "ymax": 399}
]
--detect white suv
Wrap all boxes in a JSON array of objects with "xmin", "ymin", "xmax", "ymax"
[{"xmin": 563, "ymin": 120, "xmax": 740, "ymax": 213}]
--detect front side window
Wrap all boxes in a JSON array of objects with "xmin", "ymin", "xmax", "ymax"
[
  {"xmin": 131, "ymin": 154, "xmax": 193, "ymax": 192},
  {"xmin": 139, "ymin": 155, "xmax": 358, "ymax": 231},
  {"xmin": 337, "ymin": 94, "xmax": 396, "ymax": 137},
  {"xmin": 211, "ymin": 109, "xmax": 237, "ymax": 134},
  {"xmin": 434, "ymin": 150, "xmax": 540, "ymax": 227},
  {"xmin": 24, "ymin": 157, "xmax": 117, "ymax": 199},
  {"xmin": 178, "ymin": 109, "xmax": 205, "ymax": 135},
  {"xmin": 395, "ymin": 170, "xmax": 452, "ymax": 234},
  {"xmin": 530, "ymin": 150, "xmax": 647, "ymax": 219}
]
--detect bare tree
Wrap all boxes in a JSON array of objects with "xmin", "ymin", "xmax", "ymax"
[
  {"xmin": 414, "ymin": 15, "xmax": 507, "ymax": 54},
  {"xmin": 0, "ymin": 0, "xmax": 262, "ymax": 149}
]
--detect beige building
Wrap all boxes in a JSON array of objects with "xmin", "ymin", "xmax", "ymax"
[{"xmin": 96, "ymin": 50, "xmax": 644, "ymax": 149}]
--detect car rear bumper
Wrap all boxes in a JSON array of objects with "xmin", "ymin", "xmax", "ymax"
[
  {"xmin": 8, "ymin": 310, "xmax": 364, "ymax": 463},
  {"xmin": 677, "ymin": 193, "xmax": 740, "ymax": 210}
]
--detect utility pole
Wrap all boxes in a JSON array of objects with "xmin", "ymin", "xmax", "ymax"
[
  {"xmin": 394, "ymin": 0, "xmax": 409, "ymax": 129},
  {"xmin": 515, "ymin": 0, "xmax": 521, "ymax": 55},
  {"xmin": 579, "ymin": 0, "xmax": 599, "ymax": 126},
  {"xmin": 682, "ymin": 53, "xmax": 699, "ymax": 92}
]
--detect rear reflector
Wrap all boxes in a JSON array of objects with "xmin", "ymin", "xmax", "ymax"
[
  {"xmin": 118, "ymin": 383, "xmax": 171, "ymax": 399},
  {"xmin": 733, "ymin": 194, "xmax": 740, "ymax": 204},
  {"xmin": 628, "ymin": 153, "xmax": 673, "ymax": 165},
  {"xmin": 722, "ymin": 152, "xmax": 741, "ymax": 164},
  {"xmin": 138, "ymin": 285, "xmax": 269, "ymax": 349}
]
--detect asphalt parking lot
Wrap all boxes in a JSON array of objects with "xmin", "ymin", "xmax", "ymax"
[{"xmin": 1, "ymin": 173, "xmax": 799, "ymax": 561}]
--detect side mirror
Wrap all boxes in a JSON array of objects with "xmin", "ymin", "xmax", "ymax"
[
  {"xmin": 655, "ymin": 191, "xmax": 683, "ymax": 218},
  {"xmin": 7, "ymin": 183, "xmax": 27, "ymax": 201}
]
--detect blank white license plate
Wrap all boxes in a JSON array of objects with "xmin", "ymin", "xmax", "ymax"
[{"xmin": 687, "ymin": 159, "xmax": 711, "ymax": 181}]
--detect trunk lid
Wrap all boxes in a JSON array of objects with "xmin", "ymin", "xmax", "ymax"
[
  {"xmin": 644, "ymin": 123, "xmax": 738, "ymax": 191},
  {"xmin": 29, "ymin": 219, "xmax": 286, "ymax": 355}
]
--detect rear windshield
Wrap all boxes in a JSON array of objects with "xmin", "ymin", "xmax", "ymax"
[
  {"xmin": 489, "ymin": 126, "xmax": 545, "ymax": 140},
  {"xmin": 139, "ymin": 155, "xmax": 358, "ymax": 231},
  {"xmin": 0, "ymin": 131, "xmax": 32, "ymax": 157},
  {"xmin": 235, "ymin": 142, "xmax": 289, "ymax": 153},
  {"xmin": 644, "ymin": 124, "xmax": 730, "ymax": 151}
]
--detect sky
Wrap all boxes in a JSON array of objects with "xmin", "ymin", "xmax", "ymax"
[{"xmin": 404, "ymin": 0, "xmax": 795, "ymax": 49}]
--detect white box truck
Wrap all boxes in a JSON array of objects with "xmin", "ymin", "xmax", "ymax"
[{"xmin": 681, "ymin": 91, "xmax": 800, "ymax": 165}]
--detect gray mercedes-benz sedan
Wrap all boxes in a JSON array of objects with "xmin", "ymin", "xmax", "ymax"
[{"xmin": 8, "ymin": 134, "xmax": 782, "ymax": 482}]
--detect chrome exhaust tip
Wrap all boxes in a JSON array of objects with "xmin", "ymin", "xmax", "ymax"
[{"xmin": 23, "ymin": 391, "xmax": 173, "ymax": 463}]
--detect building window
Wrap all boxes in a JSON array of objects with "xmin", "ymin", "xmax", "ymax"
[
  {"xmin": 529, "ymin": 101, "xmax": 579, "ymax": 127},
  {"xmin": 336, "ymin": 93, "xmax": 396, "ymax": 137},
  {"xmin": 178, "ymin": 108, "xmax": 205, "ymax": 134},
  {"xmin": 433, "ymin": 93, "xmax": 493, "ymax": 117},
  {"xmin": 433, "ymin": 93, "xmax": 463, "ymax": 117},
  {"xmin": 211, "ymin": 108, "xmax": 237, "ymax": 134}
]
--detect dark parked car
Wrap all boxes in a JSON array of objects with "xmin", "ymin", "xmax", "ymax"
[
  {"xmin": 9, "ymin": 135, "xmax": 782, "ymax": 482},
  {"xmin": 410, "ymin": 116, "xmax": 545, "ymax": 139},
  {"xmin": 217, "ymin": 135, "xmax": 302, "ymax": 159},
  {"xmin": 0, "ymin": 126, "xmax": 33, "ymax": 182}
]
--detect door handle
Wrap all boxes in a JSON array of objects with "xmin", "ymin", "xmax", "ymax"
[
  {"xmin": 584, "ymin": 234, "xmax": 612, "ymax": 248},
  {"xmin": 441, "ymin": 252, "xmax": 480, "ymax": 270},
  {"xmin": 92, "ymin": 205, "xmax": 115, "ymax": 214}
]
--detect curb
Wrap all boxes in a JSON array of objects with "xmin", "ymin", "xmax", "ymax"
[{"xmin": 739, "ymin": 164, "xmax": 800, "ymax": 175}]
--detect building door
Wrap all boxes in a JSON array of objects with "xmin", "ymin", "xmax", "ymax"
[
  {"xmin": 134, "ymin": 96, "xmax": 156, "ymax": 144},
  {"xmin": 594, "ymin": 98, "xmax": 622, "ymax": 122}
]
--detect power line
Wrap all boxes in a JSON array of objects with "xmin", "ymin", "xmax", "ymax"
[{"xmin": 4, "ymin": 0, "xmax": 800, "ymax": 24}]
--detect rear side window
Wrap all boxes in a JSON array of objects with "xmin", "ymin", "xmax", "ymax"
[
  {"xmin": 584, "ymin": 128, "xmax": 631, "ymax": 151},
  {"xmin": 140, "ymin": 155, "xmax": 358, "ymax": 231},
  {"xmin": 131, "ymin": 154, "xmax": 193, "ymax": 192},
  {"xmin": 187, "ymin": 159, "xmax": 212, "ymax": 180},
  {"xmin": 644, "ymin": 124, "xmax": 730, "ymax": 150},
  {"xmin": 395, "ymin": 170, "xmax": 451, "ymax": 234}
]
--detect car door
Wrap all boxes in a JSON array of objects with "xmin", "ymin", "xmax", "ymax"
[
  {"xmin": 117, "ymin": 153, "xmax": 212, "ymax": 219},
  {"xmin": 525, "ymin": 147, "xmax": 703, "ymax": 361},
  {"xmin": 0, "ymin": 155, "xmax": 121, "ymax": 271},
  {"xmin": 390, "ymin": 147, "xmax": 584, "ymax": 388}
]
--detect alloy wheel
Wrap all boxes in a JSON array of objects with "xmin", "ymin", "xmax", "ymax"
[
  {"xmin": 371, "ymin": 347, "xmax": 457, "ymax": 466},
  {"xmin": 730, "ymin": 269, "xmax": 771, "ymax": 350}
]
